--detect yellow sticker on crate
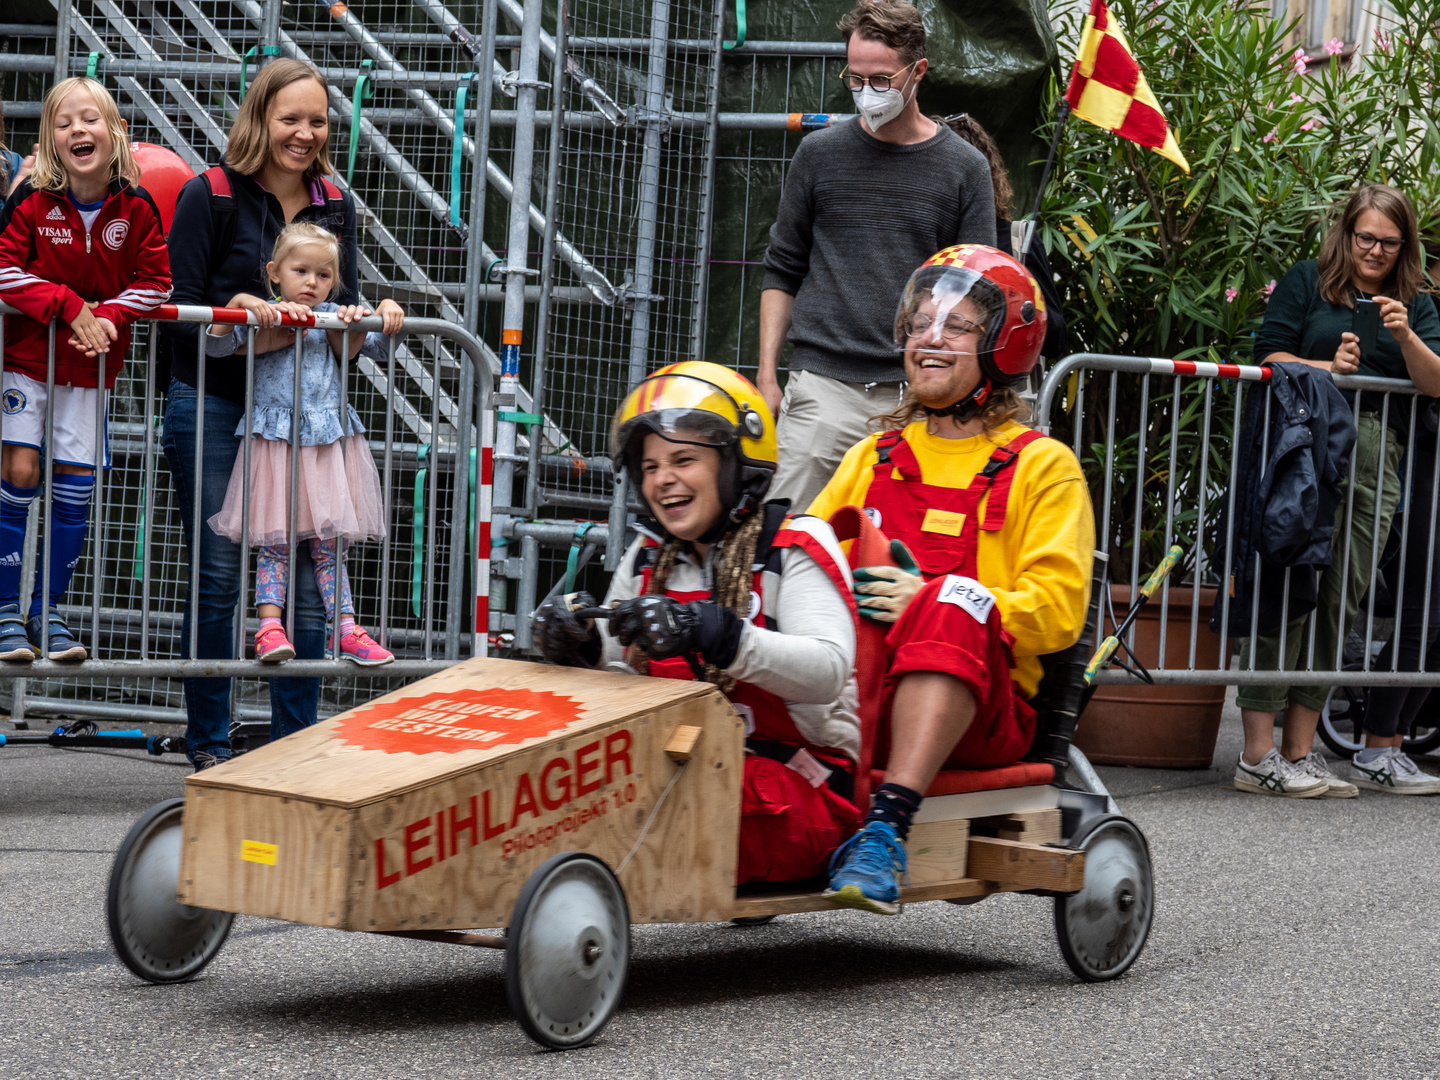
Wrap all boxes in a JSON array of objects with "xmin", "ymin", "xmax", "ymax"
[
  {"xmin": 240, "ymin": 840, "xmax": 278, "ymax": 866},
  {"xmin": 921, "ymin": 508, "xmax": 966, "ymax": 536}
]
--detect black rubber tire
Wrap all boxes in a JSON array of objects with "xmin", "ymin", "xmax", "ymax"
[
  {"xmin": 1318, "ymin": 686, "xmax": 1440, "ymax": 757},
  {"xmin": 107, "ymin": 798, "xmax": 234, "ymax": 984},
  {"xmin": 730, "ymin": 915, "xmax": 777, "ymax": 926},
  {"xmin": 506, "ymin": 852, "xmax": 630, "ymax": 1050},
  {"xmin": 1054, "ymin": 816, "xmax": 1153, "ymax": 983}
]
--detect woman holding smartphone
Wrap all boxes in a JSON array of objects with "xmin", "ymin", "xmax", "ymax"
[{"xmin": 1236, "ymin": 183, "xmax": 1440, "ymax": 798}]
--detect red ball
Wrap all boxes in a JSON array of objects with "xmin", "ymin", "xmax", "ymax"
[{"xmin": 129, "ymin": 142, "xmax": 195, "ymax": 236}]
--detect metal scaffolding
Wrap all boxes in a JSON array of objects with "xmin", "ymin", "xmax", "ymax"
[{"xmin": 0, "ymin": 0, "xmax": 868, "ymax": 729}]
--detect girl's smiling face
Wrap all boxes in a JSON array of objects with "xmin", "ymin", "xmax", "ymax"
[
  {"xmin": 51, "ymin": 85, "xmax": 117, "ymax": 192},
  {"xmin": 268, "ymin": 242, "xmax": 338, "ymax": 306},
  {"xmin": 639, "ymin": 432, "xmax": 724, "ymax": 542}
]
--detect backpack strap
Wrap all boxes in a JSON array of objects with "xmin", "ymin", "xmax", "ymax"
[
  {"xmin": 980, "ymin": 429, "xmax": 1048, "ymax": 531},
  {"xmin": 318, "ymin": 177, "xmax": 343, "ymax": 202},
  {"xmin": 202, "ymin": 166, "xmax": 238, "ymax": 283}
]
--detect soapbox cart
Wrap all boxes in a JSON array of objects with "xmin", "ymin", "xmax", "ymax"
[{"xmin": 106, "ymin": 644, "xmax": 1151, "ymax": 1050}]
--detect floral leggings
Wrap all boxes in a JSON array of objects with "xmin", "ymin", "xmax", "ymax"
[{"xmin": 255, "ymin": 538, "xmax": 354, "ymax": 619}]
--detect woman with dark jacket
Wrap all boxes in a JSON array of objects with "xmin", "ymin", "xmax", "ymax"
[
  {"xmin": 158, "ymin": 59, "xmax": 367, "ymax": 770},
  {"xmin": 937, "ymin": 114, "xmax": 1068, "ymax": 359},
  {"xmin": 1238, "ymin": 183, "xmax": 1440, "ymax": 798}
]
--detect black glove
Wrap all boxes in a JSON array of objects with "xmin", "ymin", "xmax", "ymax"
[
  {"xmin": 531, "ymin": 591, "xmax": 602, "ymax": 667},
  {"xmin": 609, "ymin": 596, "xmax": 745, "ymax": 669}
]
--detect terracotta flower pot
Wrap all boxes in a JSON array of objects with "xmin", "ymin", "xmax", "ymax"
[{"xmin": 1073, "ymin": 584, "xmax": 1226, "ymax": 769}]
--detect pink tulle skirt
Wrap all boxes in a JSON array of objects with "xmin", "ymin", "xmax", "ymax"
[{"xmin": 207, "ymin": 434, "xmax": 388, "ymax": 547}]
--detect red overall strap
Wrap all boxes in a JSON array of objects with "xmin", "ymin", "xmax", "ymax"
[
  {"xmin": 980, "ymin": 429, "xmax": 1048, "ymax": 532},
  {"xmin": 872, "ymin": 430, "xmax": 919, "ymax": 482},
  {"xmin": 770, "ymin": 521, "xmax": 859, "ymax": 626}
]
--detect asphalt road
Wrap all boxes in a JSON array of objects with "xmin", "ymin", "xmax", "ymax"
[{"xmin": 3, "ymin": 702, "xmax": 1439, "ymax": 1079}]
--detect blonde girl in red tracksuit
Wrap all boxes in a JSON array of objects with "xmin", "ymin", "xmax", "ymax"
[
  {"xmin": 531, "ymin": 362, "xmax": 862, "ymax": 884},
  {"xmin": 0, "ymin": 77, "xmax": 171, "ymax": 661}
]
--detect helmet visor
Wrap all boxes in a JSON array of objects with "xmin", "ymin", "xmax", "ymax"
[
  {"xmin": 893, "ymin": 265, "xmax": 1007, "ymax": 356},
  {"xmin": 608, "ymin": 374, "xmax": 743, "ymax": 462}
]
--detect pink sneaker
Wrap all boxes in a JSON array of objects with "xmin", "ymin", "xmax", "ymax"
[
  {"xmin": 255, "ymin": 623, "xmax": 295, "ymax": 662},
  {"xmin": 341, "ymin": 625, "xmax": 393, "ymax": 666}
]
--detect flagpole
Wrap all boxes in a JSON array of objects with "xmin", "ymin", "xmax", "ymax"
[{"xmin": 1020, "ymin": 99, "xmax": 1070, "ymax": 265}]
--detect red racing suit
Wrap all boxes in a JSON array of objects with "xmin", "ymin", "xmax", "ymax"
[
  {"xmin": 861, "ymin": 428, "xmax": 1050, "ymax": 771},
  {"xmin": 601, "ymin": 503, "xmax": 862, "ymax": 883},
  {"xmin": 0, "ymin": 179, "xmax": 172, "ymax": 389}
]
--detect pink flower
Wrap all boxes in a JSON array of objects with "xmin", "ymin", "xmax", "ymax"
[
  {"xmin": 1374, "ymin": 31, "xmax": 1392, "ymax": 53},
  {"xmin": 1291, "ymin": 47, "xmax": 1308, "ymax": 75},
  {"xmin": 1289, "ymin": 93, "xmax": 1303, "ymax": 103},
  {"xmin": 1263, "ymin": 128, "xmax": 1279, "ymax": 143},
  {"xmin": 1264, "ymin": 279, "xmax": 1276, "ymax": 300},
  {"xmin": 1325, "ymin": 37, "xmax": 1344, "ymax": 56},
  {"xmin": 1300, "ymin": 119, "xmax": 1319, "ymax": 131},
  {"xmin": 1225, "ymin": 287, "xmax": 1238, "ymax": 303},
  {"xmin": 1267, "ymin": 101, "xmax": 1274, "ymax": 109}
]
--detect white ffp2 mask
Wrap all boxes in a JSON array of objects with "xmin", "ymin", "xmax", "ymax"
[{"xmin": 852, "ymin": 74, "xmax": 914, "ymax": 131}]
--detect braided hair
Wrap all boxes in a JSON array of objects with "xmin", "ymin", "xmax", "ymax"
[{"xmin": 629, "ymin": 510, "xmax": 766, "ymax": 691}]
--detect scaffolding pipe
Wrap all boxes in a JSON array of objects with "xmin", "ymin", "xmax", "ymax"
[
  {"xmin": 492, "ymin": 0, "xmax": 546, "ymax": 626},
  {"xmin": 607, "ymin": 0, "xmax": 671, "ymax": 570},
  {"xmin": 689, "ymin": 0, "xmax": 726, "ymax": 363},
  {"xmin": 463, "ymin": 0, "xmax": 501, "ymax": 335}
]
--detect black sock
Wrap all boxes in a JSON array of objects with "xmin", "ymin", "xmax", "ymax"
[{"xmin": 864, "ymin": 782, "xmax": 923, "ymax": 840}]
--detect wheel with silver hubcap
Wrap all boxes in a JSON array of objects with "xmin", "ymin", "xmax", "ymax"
[
  {"xmin": 107, "ymin": 798, "xmax": 234, "ymax": 983},
  {"xmin": 1054, "ymin": 816, "xmax": 1152, "ymax": 982},
  {"xmin": 506, "ymin": 852, "xmax": 630, "ymax": 1050}
]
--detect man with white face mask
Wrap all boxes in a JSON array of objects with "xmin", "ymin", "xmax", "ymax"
[{"xmin": 759, "ymin": 0, "xmax": 996, "ymax": 514}]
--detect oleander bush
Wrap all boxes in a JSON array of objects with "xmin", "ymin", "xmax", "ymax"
[{"xmin": 1039, "ymin": 0, "xmax": 1440, "ymax": 581}]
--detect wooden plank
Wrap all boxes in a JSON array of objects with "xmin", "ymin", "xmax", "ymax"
[
  {"xmin": 728, "ymin": 877, "xmax": 999, "ymax": 919},
  {"xmin": 972, "ymin": 809, "xmax": 1062, "ymax": 845},
  {"xmin": 905, "ymin": 818, "xmax": 969, "ymax": 885},
  {"xmin": 186, "ymin": 656, "xmax": 715, "ymax": 808},
  {"xmin": 178, "ymin": 786, "xmax": 352, "ymax": 925},
  {"xmin": 966, "ymin": 836, "xmax": 1084, "ymax": 892}
]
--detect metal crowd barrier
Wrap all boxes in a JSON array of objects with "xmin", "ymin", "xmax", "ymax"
[
  {"xmin": 0, "ymin": 303, "xmax": 493, "ymax": 725},
  {"xmin": 1036, "ymin": 353, "xmax": 1440, "ymax": 688}
]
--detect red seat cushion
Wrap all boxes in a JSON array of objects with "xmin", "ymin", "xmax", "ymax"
[{"xmin": 869, "ymin": 760, "xmax": 1056, "ymax": 798}]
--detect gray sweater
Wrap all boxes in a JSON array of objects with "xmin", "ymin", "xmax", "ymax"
[{"xmin": 761, "ymin": 118, "xmax": 996, "ymax": 384}]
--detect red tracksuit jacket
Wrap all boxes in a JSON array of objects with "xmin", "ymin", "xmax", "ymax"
[{"xmin": 0, "ymin": 179, "xmax": 172, "ymax": 389}]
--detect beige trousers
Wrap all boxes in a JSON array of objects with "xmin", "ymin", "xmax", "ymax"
[{"xmin": 769, "ymin": 369, "xmax": 904, "ymax": 513}]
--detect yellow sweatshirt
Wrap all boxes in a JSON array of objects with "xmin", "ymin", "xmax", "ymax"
[{"xmin": 807, "ymin": 419, "xmax": 1096, "ymax": 698}]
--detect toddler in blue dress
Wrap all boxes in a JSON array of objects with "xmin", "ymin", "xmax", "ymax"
[{"xmin": 206, "ymin": 222, "xmax": 403, "ymax": 665}]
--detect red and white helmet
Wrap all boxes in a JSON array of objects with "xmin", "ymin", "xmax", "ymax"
[{"xmin": 894, "ymin": 244, "xmax": 1047, "ymax": 388}]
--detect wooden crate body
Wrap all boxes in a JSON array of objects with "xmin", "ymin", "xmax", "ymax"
[{"xmin": 178, "ymin": 658, "xmax": 744, "ymax": 929}]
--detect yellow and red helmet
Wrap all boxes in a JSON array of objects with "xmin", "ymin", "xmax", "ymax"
[
  {"xmin": 609, "ymin": 361, "xmax": 777, "ymax": 513},
  {"xmin": 895, "ymin": 244, "xmax": 1047, "ymax": 385}
]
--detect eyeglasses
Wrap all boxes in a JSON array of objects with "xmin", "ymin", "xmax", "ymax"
[
  {"xmin": 1352, "ymin": 230, "xmax": 1404, "ymax": 255},
  {"xmin": 838, "ymin": 61, "xmax": 918, "ymax": 93},
  {"xmin": 904, "ymin": 313, "xmax": 985, "ymax": 342}
]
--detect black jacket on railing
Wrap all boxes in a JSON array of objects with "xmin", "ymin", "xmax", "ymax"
[{"xmin": 1211, "ymin": 361, "xmax": 1357, "ymax": 638}]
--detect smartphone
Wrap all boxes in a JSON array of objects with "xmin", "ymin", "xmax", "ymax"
[{"xmin": 1352, "ymin": 297, "xmax": 1380, "ymax": 359}]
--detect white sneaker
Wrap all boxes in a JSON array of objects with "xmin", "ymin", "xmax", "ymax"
[
  {"xmin": 1351, "ymin": 749, "xmax": 1440, "ymax": 795},
  {"xmin": 1293, "ymin": 750, "xmax": 1359, "ymax": 798},
  {"xmin": 1234, "ymin": 748, "xmax": 1328, "ymax": 798}
]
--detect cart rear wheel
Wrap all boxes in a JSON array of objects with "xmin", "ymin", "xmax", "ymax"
[
  {"xmin": 107, "ymin": 798, "xmax": 233, "ymax": 983},
  {"xmin": 1054, "ymin": 816, "xmax": 1152, "ymax": 982},
  {"xmin": 506, "ymin": 852, "xmax": 629, "ymax": 1050}
]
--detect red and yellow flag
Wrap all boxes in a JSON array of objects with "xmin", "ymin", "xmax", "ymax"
[{"xmin": 1064, "ymin": 0, "xmax": 1189, "ymax": 173}]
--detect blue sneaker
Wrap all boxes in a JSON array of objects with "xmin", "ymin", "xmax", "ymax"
[
  {"xmin": 27, "ymin": 613, "xmax": 86, "ymax": 662},
  {"xmin": 823, "ymin": 820, "xmax": 907, "ymax": 915},
  {"xmin": 0, "ymin": 603, "xmax": 33, "ymax": 662}
]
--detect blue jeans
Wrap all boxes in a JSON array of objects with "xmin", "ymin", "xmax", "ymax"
[{"xmin": 162, "ymin": 378, "xmax": 326, "ymax": 761}]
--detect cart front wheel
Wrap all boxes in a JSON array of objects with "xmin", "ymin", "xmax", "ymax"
[
  {"xmin": 506, "ymin": 852, "xmax": 629, "ymax": 1050},
  {"xmin": 1054, "ymin": 816, "xmax": 1152, "ymax": 982},
  {"xmin": 107, "ymin": 798, "xmax": 234, "ymax": 983}
]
